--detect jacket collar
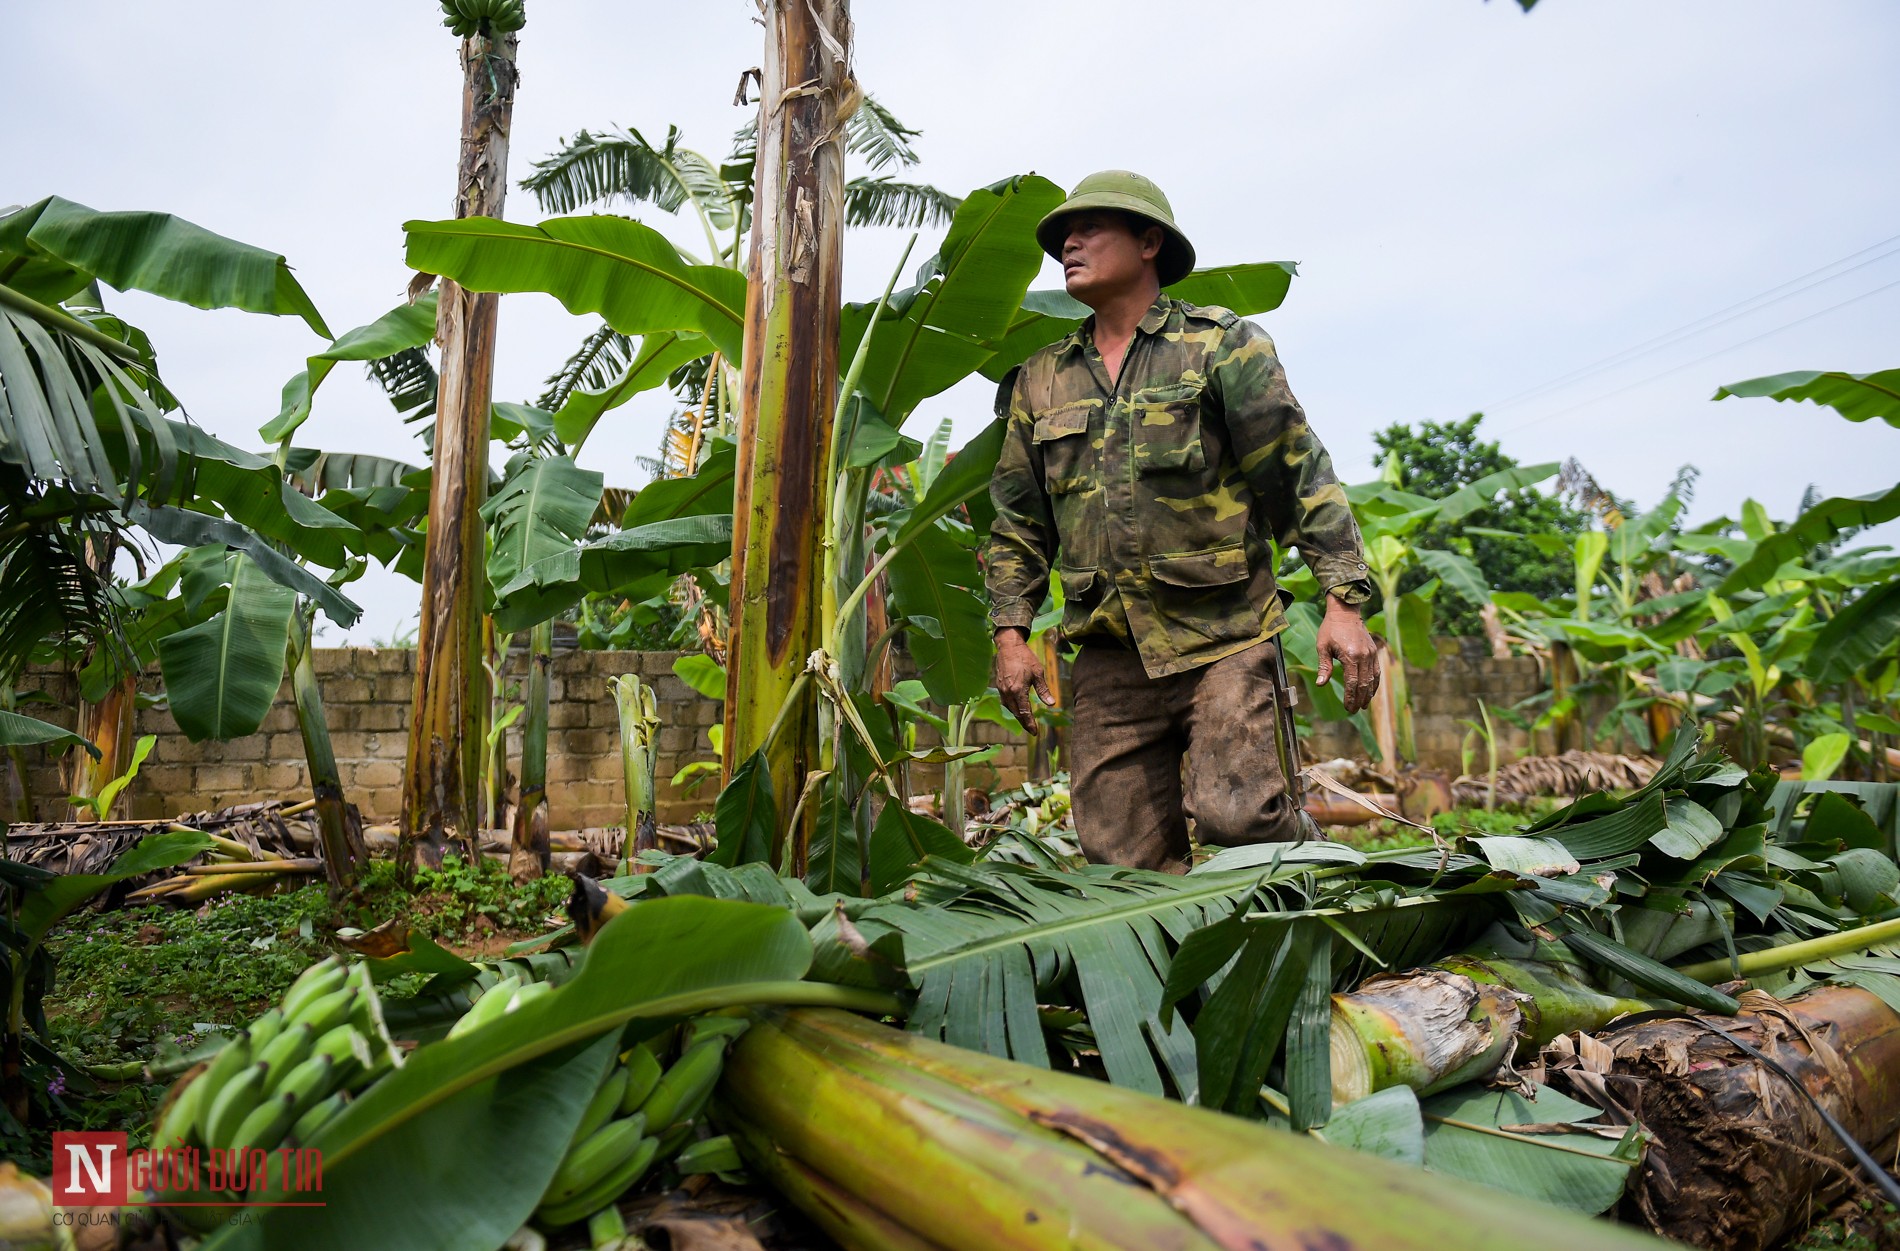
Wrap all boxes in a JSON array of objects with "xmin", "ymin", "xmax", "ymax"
[{"xmin": 1062, "ymin": 293, "xmax": 1175, "ymax": 357}]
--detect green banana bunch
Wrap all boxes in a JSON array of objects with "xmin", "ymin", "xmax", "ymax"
[
  {"xmin": 532, "ymin": 1015, "xmax": 751, "ymax": 1228},
  {"xmin": 445, "ymin": 974, "xmax": 552, "ymax": 1040},
  {"xmin": 147, "ymin": 957, "xmax": 406, "ymax": 1190},
  {"xmin": 438, "ymin": 0, "xmax": 525, "ymax": 38}
]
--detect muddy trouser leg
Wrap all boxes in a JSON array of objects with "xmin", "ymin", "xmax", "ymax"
[
  {"xmin": 1181, "ymin": 639, "xmax": 1306, "ymax": 845},
  {"xmin": 1067, "ymin": 644, "xmax": 1192, "ymax": 872}
]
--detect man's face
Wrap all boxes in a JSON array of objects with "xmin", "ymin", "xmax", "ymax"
[{"xmin": 1059, "ymin": 211, "xmax": 1162, "ymax": 305}]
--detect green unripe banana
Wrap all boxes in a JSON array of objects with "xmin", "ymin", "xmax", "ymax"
[
  {"xmin": 230, "ymin": 1092, "xmax": 299, "ymax": 1154},
  {"xmin": 448, "ymin": 976, "xmax": 521, "ymax": 1039},
  {"xmin": 635, "ymin": 1039, "xmax": 724, "ymax": 1133},
  {"xmin": 191, "ymin": 1035, "xmax": 255, "ymax": 1142},
  {"xmin": 204, "ymin": 1062, "xmax": 270, "ymax": 1151},
  {"xmin": 279, "ymin": 958, "xmax": 347, "ymax": 1021},
  {"xmin": 573, "ymin": 1067, "xmax": 629, "ymax": 1146},
  {"xmin": 539, "ymin": 1122, "xmax": 656, "ymax": 1219},
  {"xmin": 273, "ymin": 1054, "xmax": 339, "ymax": 1120},
  {"xmin": 245, "ymin": 1007, "xmax": 287, "ymax": 1055},
  {"xmin": 152, "ymin": 1068, "xmax": 211, "ymax": 1152},
  {"xmin": 674, "ymin": 1134, "xmax": 741, "ymax": 1176},
  {"xmin": 681, "ymin": 1015, "xmax": 749, "ymax": 1050},
  {"xmin": 289, "ymin": 1092, "xmax": 345, "ymax": 1145},
  {"xmin": 617, "ymin": 1046, "xmax": 663, "ymax": 1115},
  {"xmin": 292, "ymin": 986, "xmax": 359, "ymax": 1038},
  {"xmin": 654, "ymin": 1122, "xmax": 694, "ymax": 1159},
  {"xmin": 256, "ymin": 1022, "xmax": 316, "ymax": 1088}
]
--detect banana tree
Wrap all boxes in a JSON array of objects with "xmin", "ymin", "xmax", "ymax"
[
  {"xmin": 0, "ymin": 197, "xmax": 366, "ymax": 826},
  {"xmin": 1346, "ymin": 457, "xmax": 1558, "ymax": 763},
  {"xmin": 410, "ymin": 153, "xmax": 1344, "ymax": 891},
  {"xmin": 397, "ymin": 0, "xmax": 525, "ymax": 872}
]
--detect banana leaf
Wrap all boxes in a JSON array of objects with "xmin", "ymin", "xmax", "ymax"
[
  {"xmin": 553, "ymin": 329, "xmax": 712, "ymax": 449},
  {"xmin": 0, "ymin": 197, "xmax": 327, "ymax": 333},
  {"xmin": 156, "ymin": 554, "xmax": 298, "ymax": 741},
  {"xmin": 204, "ymin": 896, "xmax": 891, "ymax": 1251},
  {"xmin": 403, "ymin": 215, "xmax": 747, "ymax": 360},
  {"xmin": 846, "ymin": 174, "xmax": 1063, "ymax": 424},
  {"xmin": 481, "ymin": 452, "xmax": 604, "ymax": 599},
  {"xmin": 885, "ymin": 525, "xmax": 992, "ymax": 705},
  {"xmin": 262, "ymin": 293, "xmax": 438, "ymax": 443},
  {"xmin": 15, "ymin": 831, "xmax": 211, "ymax": 944},
  {"xmin": 1714, "ymin": 367, "xmax": 1900, "ymax": 430},
  {"xmin": 0, "ymin": 708, "xmax": 97, "ymax": 756}
]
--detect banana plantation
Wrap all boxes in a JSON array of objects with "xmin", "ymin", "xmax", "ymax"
[{"xmin": 4, "ymin": 2, "xmax": 1900, "ymax": 1250}]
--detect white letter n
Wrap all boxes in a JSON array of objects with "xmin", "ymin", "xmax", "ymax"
[{"xmin": 65, "ymin": 1141, "xmax": 115, "ymax": 1194}]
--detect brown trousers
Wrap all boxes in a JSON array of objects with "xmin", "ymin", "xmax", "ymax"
[{"xmin": 1068, "ymin": 639, "xmax": 1304, "ymax": 871}]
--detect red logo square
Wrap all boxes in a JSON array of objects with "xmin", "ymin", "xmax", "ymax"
[{"xmin": 52, "ymin": 1131, "xmax": 128, "ymax": 1206}]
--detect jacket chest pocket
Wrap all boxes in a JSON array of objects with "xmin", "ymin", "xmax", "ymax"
[
  {"xmin": 1130, "ymin": 381, "xmax": 1207, "ymax": 477},
  {"xmin": 1034, "ymin": 402, "xmax": 1096, "ymax": 494}
]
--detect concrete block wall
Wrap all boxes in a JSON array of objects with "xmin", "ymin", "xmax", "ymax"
[
  {"xmin": 1299, "ymin": 637, "xmax": 1547, "ymax": 766},
  {"xmin": 5, "ymin": 641, "xmax": 1549, "ymax": 829}
]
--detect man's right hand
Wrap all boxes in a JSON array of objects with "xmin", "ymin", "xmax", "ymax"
[{"xmin": 994, "ymin": 628, "xmax": 1055, "ymax": 735}]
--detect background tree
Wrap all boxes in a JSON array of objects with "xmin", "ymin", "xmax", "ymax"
[{"xmin": 1372, "ymin": 413, "xmax": 1586, "ymax": 634}]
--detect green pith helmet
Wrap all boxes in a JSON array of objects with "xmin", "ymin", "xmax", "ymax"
[{"xmin": 1036, "ymin": 170, "xmax": 1197, "ymax": 287}]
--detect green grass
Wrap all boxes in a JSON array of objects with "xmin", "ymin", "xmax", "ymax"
[
  {"xmin": 15, "ymin": 855, "xmax": 573, "ymax": 1167},
  {"xmin": 1787, "ymin": 1199, "xmax": 1900, "ymax": 1250}
]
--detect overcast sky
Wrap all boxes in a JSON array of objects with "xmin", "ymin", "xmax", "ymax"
[{"xmin": 11, "ymin": 0, "xmax": 1899, "ymax": 644}]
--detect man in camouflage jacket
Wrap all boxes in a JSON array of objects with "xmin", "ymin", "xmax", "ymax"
[{"xmin": 986, "ymin": 170, "xmax": 1380, "ymax": 871}]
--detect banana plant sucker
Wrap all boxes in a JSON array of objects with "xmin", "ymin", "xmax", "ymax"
[
  {"xmin": 287, "ymin": 602, "xmax": 368, "ymax": 893},
  {"xmin": 1365, "ymin": 533, "xmax": 1418, "ymax": 763},
  {"xmin": 610, "ymin": 675, "xmax": 662, "ymax": 874}
]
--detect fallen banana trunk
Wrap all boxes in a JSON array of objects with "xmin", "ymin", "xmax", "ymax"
[
  {"xmin": 1330, "ymin": 955, "xmax": 1652, "ymax": 1103},
  {"xmin": 719, "ymin": 1007, "xmax": 1661, "ymax": 1251},
  {"xmin": 1546, "ymin": 984, "xmax": 1900, "ymax": 1251}
]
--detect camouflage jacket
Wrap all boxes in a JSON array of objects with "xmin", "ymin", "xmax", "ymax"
[{"xmin": 985, "ymin": 295, "xmax": 1371, "ymax": 678}]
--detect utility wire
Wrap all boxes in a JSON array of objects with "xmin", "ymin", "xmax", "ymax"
[
  {"xmin": 1486, "ymin": 231, "xmax": 1900, "ymax": 414},
  {"xmin": 1496, "ymin": 273, "xmax": 1900, "ymax": 435}
]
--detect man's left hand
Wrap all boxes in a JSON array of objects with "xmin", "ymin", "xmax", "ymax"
[{"xmin": 1315, "ymin": 594, "xmax": 1380, "ymax": 715}]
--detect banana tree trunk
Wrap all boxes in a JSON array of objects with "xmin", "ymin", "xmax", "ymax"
[
  {"xmin": 400, "ymin": 23, "xmax": 518, "ymax": 871},
  {"xmin": 508, "ymin": 619, "xmax": 552, "ymax": 880},
  {"xmin": 1330, "ymin": 956, "xmax": 1650, "ymax": 1104},
  {"xmin": 1555, "ymin": 985, "xmax": 1900, "ymax": 1251},
  {"xmin": 718, "ymin": 1007, "xmax": 1661, "ymax": 1251},
  {"xmin": 722, "ymin": 0, "xmax": 854, "ymax": 856},
  {"xmin": 65, "ymin": 671, "xmax": 135, "ymax": 820},
  {"xmin": 289, "ymin": 612, "xmax": 366, "ymax": 892}
]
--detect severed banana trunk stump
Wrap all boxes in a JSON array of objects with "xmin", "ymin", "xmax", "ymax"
[{"xmin": 1549, "ymin": 985, "xmax": 1900, "ymax": 1251}]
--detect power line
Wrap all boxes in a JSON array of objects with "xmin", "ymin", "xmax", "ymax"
[
  {"xmin": 1496, "ymin": 273, "xmax": 1900, "ymax": 435},
  {"xmin": 1485, "ymin": 231, "xmax": 1900, "ymax": 413}
]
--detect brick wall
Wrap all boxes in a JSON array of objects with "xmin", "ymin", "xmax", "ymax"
[
  {"xmin": 4, "ymin": 642, "xmax": 1546, "ymax": 828},
  {"xmin": 1301, "ymin": 638, "xmax": 1547, "ymax": 767}
]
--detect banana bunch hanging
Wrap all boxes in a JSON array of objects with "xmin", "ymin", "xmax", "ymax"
[
  {"xmin": 439, "ymin": 0, "xmax": 525, "ymax": 38},
  {"xmin": 150, "ymin": 959, "xmax": 404, "ymax": 1178}
]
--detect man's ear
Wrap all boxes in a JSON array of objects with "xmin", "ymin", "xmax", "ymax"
[{"xmin": 1140, "ymin": 226, "xmax": 1164, "ymax": 263}]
